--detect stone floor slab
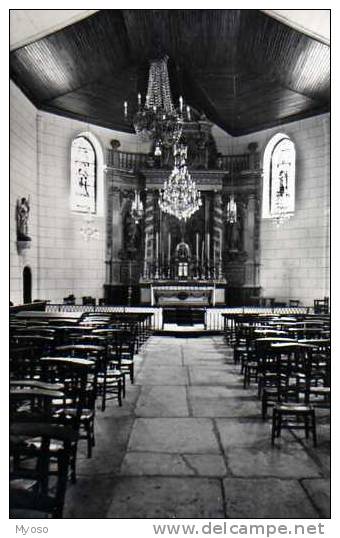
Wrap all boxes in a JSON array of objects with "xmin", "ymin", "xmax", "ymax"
[
  {"xmin": 189, "ymin": 366, "xmax": 237, "ymax": 386},
  {"xmin": 106, "ymin": 476, "xmax": 225, "ymax": 518},
  {"xmin": 189, "ymin": 387, "xmax": 259, "ymax": 417},
  {"xmin": 301, "ymin": 478, "xmax": 331, "ymax": 518},
  {"xmin": 223, "ymin": 478, "xmax": 319, "ymax": 518},
  {"xmin": 183, "ymin": 454, "xmax": 227, "ymax": 477},
  {"xmin": 128, "ymin": 418, "xmax": 220, "ymax": 454},
  {"xmin": 136, "ymin": 366, "xmax": 189, "ymax": 386},
  {"xmin": 120, "ymin": 452, "xmax": 227, "ymax": 477},
  {"xmin": 216, "ymin": 418, "xmax": 300, "ymax": 449},
  {"xmin": 136, "ymin": 386, "xmax": 189, "ymax": 417},
  {"xmin": 228, "ymin": 446, "xmax": 322, "ymax": 478},
  {"xmin": 120, "ymin": 452, "xmax": 194, "ymax": 476},
  {"xmin": 64, "ymin": 476, "xmax": 118, "ymax": 518}
]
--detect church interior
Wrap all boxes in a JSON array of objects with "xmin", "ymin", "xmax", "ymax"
[{"xmin": 10, "ymin": 9, "xmax": 330, "ymax": 520}]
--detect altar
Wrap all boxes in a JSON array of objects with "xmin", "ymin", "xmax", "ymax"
[{"xmin": 140, "ymin": 280, "xmax": 226, "ymax": 306}]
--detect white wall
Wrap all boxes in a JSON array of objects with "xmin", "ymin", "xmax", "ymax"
[
  {"xmin": 214, "ymin": 115, "xmax": 330, "ymax": 306},
  {"xmin": 10, "ymin": 82, "xmax": 38, "ymax": 304},
  {"xmin": 10, "ymin": 81, "xmax": 146, "ymax": 304}
]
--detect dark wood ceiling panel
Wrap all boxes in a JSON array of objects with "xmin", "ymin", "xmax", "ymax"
[
  {"xmin": 122, "ymin": 9, "xmax": 242, "ymax": 69},
  {"xmin": 47, "ymin": 70, "xmax": 139, "ymax": 132},
  {"xmin": 10, "ymin": 9, "xmax": 330, "ymax": 136},
  {"xmin": 10, "ymin": 10, "xmax": 130, "ymax": 103},
  {"xmin": 238, "ymin": 11, "xmax": 330, "ymax": 102}
]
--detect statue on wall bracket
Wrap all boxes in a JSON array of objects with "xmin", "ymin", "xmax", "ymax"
[{"xmin": 16, "ymin": 197, "xmax": 31, "ymax": 252}]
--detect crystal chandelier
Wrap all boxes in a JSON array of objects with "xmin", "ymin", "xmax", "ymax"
[
  {"xmin": 131, "ymin": 190, "xmax": 144, "ymax": 223},
  {"xmin": 226, "ymin": 195, "xmax": 237, "ymax": 223},
  {"xmin": 159, "ymin": 145, "xmax": 202, "ymax": 221},
  {"xmin": 124, "ymin": 56, "xmax": 183, "ymax": 155},
  {"xmin": 80, "ymin": 207, "xmax": 99, "ymax": 241}
]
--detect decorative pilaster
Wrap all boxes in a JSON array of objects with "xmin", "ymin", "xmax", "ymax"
[
  {"xmin": 143, "ymin": 190, "xmax": 155, "ymax": 278},
  {"xmin": 106, "ymin": 184, "xmax": 123, "ymax": 285},
  {"xmin": 244, "ymin": 193, "xmax": 256, "ymax": 286},
  {"xmin": 213, "ymin": 191, "xmax": 223, "ymax": 279}
]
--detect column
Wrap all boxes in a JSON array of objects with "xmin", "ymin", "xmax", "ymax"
[
  {"xmin": 110, "ymin": 185, "xmax": 123, "ymax": 284},
  {"xmin": 204, "ymin": 193, "xmax": 211, "ymax": 276},
  {"xmin": 143, "ymin": 190, "xmax": 155, "ymax": 279},
  {"xmin": 213, "ymin": 191, "xmax": 223, "ymax": 280},
  {"xmin": 244, "ymin": 193, "xmax": 256, "ymax": 286}
]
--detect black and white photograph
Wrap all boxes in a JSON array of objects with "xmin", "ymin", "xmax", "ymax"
[{"xmin": 9, "ymin": 7, "xmax": 331, "ymax": 526}]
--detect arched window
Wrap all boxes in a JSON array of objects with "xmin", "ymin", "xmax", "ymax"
[
  {"xmin": 70, "ymin": 136, "xmax": 97, "ymax": 213},
  {"xmin": 262, "ymin": 133, "xmax": 296, "ymax": 220}
]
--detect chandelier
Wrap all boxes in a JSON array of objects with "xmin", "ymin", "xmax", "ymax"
[
  {"xmin": 131, "ymin": 190, "xmax": 144, "ymax": 223},
  {"xmin": 226, "ymin": 195, "xmax": 237, "ymax": 223},
  {"xmin": 159, "ymin": 145, "xmax": 202, "ymax": 221},
  {"xmin": 80, "ymin": 208, "xmax": 99, "ymax": 241},
  {"xmin": 124, "ymin": 56, "xmax": 183, "ymax": 155}
]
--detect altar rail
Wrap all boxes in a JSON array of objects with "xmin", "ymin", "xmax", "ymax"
[
  {"xmin": 46, "ymin": 304, "xmax": 163, "ymax": 330},
  {"xmin": 46, "ymin": 304, "xmax": 311, "ymax": 332},
  {"xmin": 205, "ymin": 306, "xmax": 311, "ymax": 331},
  {"xmin": 106, "ymin": 149, "xmax": 252, "ymax": 173}
]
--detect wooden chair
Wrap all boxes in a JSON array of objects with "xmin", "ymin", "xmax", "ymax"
[
  {"xmin": 39, "ymin": 357, "xmax": 92, "ymax": 481},
  {"xmin": 10, "ymin": 422, "xmax": 76, "ymax": 518},
  {"xmin": 271, "ymin": 344, "xmax": 317, "ymax": 447}
]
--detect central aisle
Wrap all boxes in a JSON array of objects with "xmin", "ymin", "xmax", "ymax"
[{"xmin": 64, "ymin": 336, "xmax": 329, "ymax": 519}]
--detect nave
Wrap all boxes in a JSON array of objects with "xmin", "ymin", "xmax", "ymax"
[{"xmin": 63, "ymin": 336, "xmax": 330, "ymax": 519}]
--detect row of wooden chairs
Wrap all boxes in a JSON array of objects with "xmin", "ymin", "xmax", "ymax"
[
  {"xmin": 10, "ymin": 311, "xmax": 153, "ymax": 518},
  {"xmin": 227, "ymin": 315, "xmax": 330, "ymax": 446}
]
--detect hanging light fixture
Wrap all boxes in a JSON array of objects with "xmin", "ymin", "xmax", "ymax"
[
  {"xmin": 159, "ymin": 144, "xmax": 202, "ymax": 221},
  {"xmin": 131, "ymin": 190, "xmax": 144, "ymax": 223},
  {"xmin": 124, "ymin": 56, "xmax": 183, "ymax": 155},
  {"xmin": 80, "ymin": 207, "xmax": 99, "ymax": 241}
]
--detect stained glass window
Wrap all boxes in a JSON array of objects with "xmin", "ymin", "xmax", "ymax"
[
  {"xmin": 70, "ymin": 136, "xmax": 97, "ymax": 213},
  {"xmin": 262, "ymin": 133, "xmax": 295, "ymax": 220}
]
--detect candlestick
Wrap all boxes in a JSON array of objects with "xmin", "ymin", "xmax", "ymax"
[
  {"xmin": 206, "ymin": 233, "xmax": 210, "ymax": 263},
  {"xmin": 137, "ymin": 93, "xmax": 141, "ymax": 106},
  {"xmin": 179, "ymin": 95, "xmax": 183, "ymax": 113},
  {"xmin": 201, "ymin": 240, "xmax": 205, "ymax": 266},
  {"xmin": 156, "ymin": 232, "xmax": 159, "ymax": 265},
  {"xmin": 196, "ymin": 233, "xmax": 199, "ymax": 260},
  {"xmin": 124, "ymin": 101, "xmax": 128, "ymax": 118},
  {"xmin": 144, "ymin": 232, "xmax": 148, "ymax": 261},
  {"xmin": 186, "ymin": 105, "xmax": 191, "ymax": 121},
  {"xmin": 168, "ymin": 233, "xmax": 171, "ymax": 263}
]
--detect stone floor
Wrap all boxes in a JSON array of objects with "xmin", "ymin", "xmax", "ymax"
[{"xmin": 64, "ymin": 336, "xmax": 330, "ymax": 519}]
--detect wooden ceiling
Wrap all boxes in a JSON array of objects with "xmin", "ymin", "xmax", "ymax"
[{"xmin": 10, "ymin": 9, "xmax": 330, "ymax": 136}]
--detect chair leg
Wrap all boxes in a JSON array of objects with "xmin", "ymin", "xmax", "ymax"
[
  {"xmin": 70, "ymin": 445, "xmax": 77, "ymax": 484},
  {"xmin": 118, "ymin": 380, "xmax": 122, "ymax": 407},
  {"xmin": 262, "ymin": 394, "xmax": 267, "ymax": 420},
  {"xmin": 277, "ymin": 412, "xmax": 282, "ymax": 438},
  {"xmin": 129, "ymin": 363, "xmax": 134, "ymax": 384},
  {"xmin": 304, "ymin": 415, "xmax": 309, "ymax": 439},
  {"xmin": 271, "ymin": 410, "xmax": 277, "ymax": 446},
  {"xmin": 85, "ymin": 421, "xmax": 92, "ymax": 459},
  {"xmin": 311, "ymin": 410, "xmax": 317, "ymax": 447},
  {"xmin": 243, "ymin": 366, "xmax": 248, "ymax": 389}
]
